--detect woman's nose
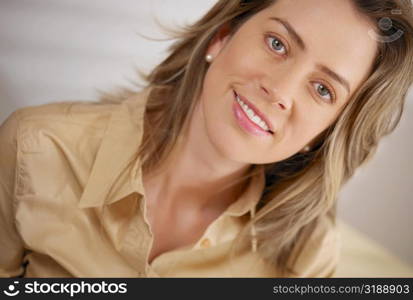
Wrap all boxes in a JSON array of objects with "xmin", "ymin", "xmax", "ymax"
[
  {"xmin": 260, "ymin": 66, "xmax": 303, "ymax": 113},
  {"xmin": 260, "ymin": 85, "xmax": 292, "ymax": 112}
]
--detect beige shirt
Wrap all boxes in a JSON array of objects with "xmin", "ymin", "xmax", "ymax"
[{"xmin": 0, "ymin": 89, "xmax": 339, "ymax": 277}]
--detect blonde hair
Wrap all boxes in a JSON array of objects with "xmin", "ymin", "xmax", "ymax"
[{"xmin": 98, "ymin": 0, "xmax": 413, "ymax": 276}]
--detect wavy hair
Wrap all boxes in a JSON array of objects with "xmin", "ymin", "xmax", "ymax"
[{"xmin": 98, "ymin": 0, "xmax": 413, "ymax": 276}]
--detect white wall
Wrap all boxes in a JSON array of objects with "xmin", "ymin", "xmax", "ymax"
[{"xmin": 1, "ymin": 0, "xmax": 412, "ymax": 266}]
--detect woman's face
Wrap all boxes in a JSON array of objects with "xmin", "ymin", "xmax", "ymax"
[{"xmin": 196, "ymin": 0, "xmax": 378, "ymax": 164}]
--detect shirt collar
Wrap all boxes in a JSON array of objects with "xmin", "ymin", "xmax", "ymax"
[{"xmin": 77, "ymin": 88, "xmax": 150, "ymax": 208}]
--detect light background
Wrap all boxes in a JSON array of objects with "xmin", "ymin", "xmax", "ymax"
[{"xmin": 1, "ymin": 0, "xmax": 412, "ymax": 266}]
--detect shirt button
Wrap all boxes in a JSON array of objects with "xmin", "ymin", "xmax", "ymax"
[{"xmin": 200, "ymin": 238, "xmax": 211, "ymax": 248}]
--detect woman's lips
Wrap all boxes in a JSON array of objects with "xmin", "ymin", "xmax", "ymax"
[
  {"xmin": 232, "ymin": 91, "xmax": 274, "ymax": 138},
  {"xmin": 233, "ymin": 90, "xmax": 274, "ymax": 134}
]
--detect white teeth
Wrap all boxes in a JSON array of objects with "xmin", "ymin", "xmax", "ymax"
[
  {"xmin": 235, "ymin": 95, "xmax": 270, "ymax": 132},
  {"xmin": 252, "ymin": 115, "xmax": 260, "ymax": 123}
]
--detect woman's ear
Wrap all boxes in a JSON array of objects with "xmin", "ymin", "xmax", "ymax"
[{"xmin": 206, "ymin": 24, "xmax": 232, "ymax": 58}]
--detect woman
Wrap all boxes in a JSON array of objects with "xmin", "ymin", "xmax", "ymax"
[{"xmin": 0, "ymin": 0, "xmax": 412, "ymax": 277}]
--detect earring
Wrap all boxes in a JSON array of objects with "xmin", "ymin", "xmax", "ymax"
[
  {"xmin": 303, "ymin": 145, "xmax": 311, "ymax": 152},
  {"xmin": 205, "ymin": 54, "xmax": 213, "ymax": 63}
]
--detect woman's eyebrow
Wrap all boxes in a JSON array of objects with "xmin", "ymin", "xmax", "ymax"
[
  {"xmin": 269, "ymin": 16, "xmax": 351, "ymax": 95},
  {"xmin": 270, "ymin": 17, "xmax": 306, "ymax": 51},
  {"xmin": 316, "ymin": 64, "xmax": 351, "ymax": 95}
]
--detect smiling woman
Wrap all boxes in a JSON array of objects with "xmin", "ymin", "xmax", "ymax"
[
  {"xmin": 196, "ymin": 0, "xmax": 378, "ymax": 166},
  {"xmin": 0, "ymin": 0, "xmax": 413, "ymax": 278}
]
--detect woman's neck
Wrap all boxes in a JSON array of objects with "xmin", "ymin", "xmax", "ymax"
[{"xmin": 142, "ymin": 99, "xmax": 252, "ymax": 212}]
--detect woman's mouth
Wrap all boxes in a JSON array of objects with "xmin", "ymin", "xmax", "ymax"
[{"xmin": 232, "ymin": 90, "xmax": 274, "ymax": 137}]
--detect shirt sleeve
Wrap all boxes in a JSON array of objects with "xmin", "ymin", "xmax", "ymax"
[{"xmin": 0, "ymin": 111, "xmax": 25, "ymax": 277}]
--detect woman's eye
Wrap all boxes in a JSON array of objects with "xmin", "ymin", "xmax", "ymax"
[
  {"xmin": 266, "ymin": 36, "xmax": 287, "ymax": 55},
  {"xmin": 313, "ymin": 82, "xmax": 335, "ymax": 103}
]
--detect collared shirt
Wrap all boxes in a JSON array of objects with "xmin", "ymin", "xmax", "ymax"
[{"xmin": 0, "ymin": 89, "xmax": 339, "ymax": 277}]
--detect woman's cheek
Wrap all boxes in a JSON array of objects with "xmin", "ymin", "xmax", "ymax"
[{"xmin": 225, "ymin": 43, "xmax": 267, "ymax": 78}]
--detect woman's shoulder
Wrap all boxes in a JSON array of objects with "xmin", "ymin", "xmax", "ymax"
[
  {"xmin": 14, "ymin": 99, "xmax": 120, "ymax": 128},
  {"xmin": 0, "ymin": 91, "xmax": 149, "ymax": 202},
  {"xmin": 1, "ymin": 86, "xmax": 150, "ymax": 150},
  {"xmin": 8, "ymin": 89, "xmax": 149, "ymax": 144},
  {"xmin": 0, "ymin": 100, "xmax": 120, "ymax": 157},
  {"xmin": 2, "ymin": 100, "xmax": 119, "ymax": 158}
]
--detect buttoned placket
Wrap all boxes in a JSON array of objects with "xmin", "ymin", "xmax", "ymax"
[
  {"xmin": 143, "ymin": 206, "xmax": 238, "ymax": 276},
  {"xmin": 127, "ymin": 158, "xmax": 223, "ymax": 276},
  {"xmin": 139, "ymin": 166, "xmax": 265, "ymax": 276}
]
